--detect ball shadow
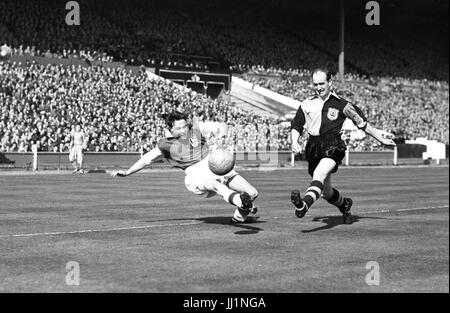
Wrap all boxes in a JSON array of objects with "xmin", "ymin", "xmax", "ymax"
[
  {"xmin": 198, "ymin": 216, "xmax": 265, "ymax": 235},
  {"xmin": 144, "ymin": 216, "xmax": 265, "ymax": 235}
]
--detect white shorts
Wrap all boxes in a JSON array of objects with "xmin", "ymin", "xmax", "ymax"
[
  {"xmin": 184, "ymin": 157, "xmax": 238, "ymax": 198},
  {"xmin": 69, "ymin": 145, "xmax": 84, "ymax": 164}
]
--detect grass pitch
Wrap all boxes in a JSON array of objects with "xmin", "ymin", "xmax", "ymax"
[{"xmin": 0, "ymin": 166, "xmax": 448, "ymax": 292}]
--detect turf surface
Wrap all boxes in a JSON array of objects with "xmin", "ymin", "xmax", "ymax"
[{"xmin": 0, "ymin": 166, "xmax": 448, "ymax": 292}]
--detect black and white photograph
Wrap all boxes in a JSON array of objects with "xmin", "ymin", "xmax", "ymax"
[{"xmin": 0, "ymin": 0, "xmax": 448, "ymax": 301}]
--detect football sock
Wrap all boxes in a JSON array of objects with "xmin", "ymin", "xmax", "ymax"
[
  {"xmin": 227, "ymin": 192, "xmax": 242, "ymax": 208},
  {"xmin": 325, "ymin": 188, "xmax": 345, "ymax": 209},
  {"xmin": 302, "ymin": 180, "xmax": 324, "ymax": 210},
  {"xmin": 215, "ymin": 183, "xmax": 242, "ymax": 207}
]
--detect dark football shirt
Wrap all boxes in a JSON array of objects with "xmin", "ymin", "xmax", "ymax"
[
  {"xmin": 157, "ymin": 124, "xmax": 210, "ymax": 170},
  {"xmin": 291, "ymin": 92, "xmax": 367, "ymax": 136}
]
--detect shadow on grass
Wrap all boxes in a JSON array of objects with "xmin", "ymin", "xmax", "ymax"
[
  {"xmin": 301, "ymin": 215, "xmax": 388, "ymax": 233},
  {"xmin": 198, "ymin": 216, "xmax": 265, "ymax": 235},
  {"xmin": 144, "ymin": 216, "xmax": 265, "ymax": 235}
]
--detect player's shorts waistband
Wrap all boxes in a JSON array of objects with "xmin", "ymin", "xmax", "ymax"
[
  {"xmin": 184, "ymin": 156, "xmax": 209, "ymax": 175},
  {"xmin": 308, "ymin": 132, "xmax": 341, "ymax": 142}
]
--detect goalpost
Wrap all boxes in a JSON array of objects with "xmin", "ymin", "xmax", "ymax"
[
  {"xmin": 339, "ymin": 0, "xmax": 345, "ymax": 83},
  {"xmin": 30, "ymin": 149, "xmax": 68, "ymax": 171},
  {"xmin": 32, "ymin": 144, "xmax": 38, "ymax": 171}
]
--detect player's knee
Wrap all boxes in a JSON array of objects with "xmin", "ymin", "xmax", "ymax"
[
  {"xmin": 248, "ymin": 187, "xmax": 258, "ymax": 200},
  {"xmin": 312, "ymin": 170, "xmax": 327, "ymax": 183}
]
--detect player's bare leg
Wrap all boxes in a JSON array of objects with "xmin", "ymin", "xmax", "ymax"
[
  {"xmin": 292, "ymin": 158, "xmax": 336, "ymax": 218},
  {"xmin": 78, "ymin": 153, "xmax": 85, "ymax": 174},
  {"xmin": 69, "ymin": 148, "xmax": 79, "ymax": 173},
  {"xmin": 71, "ymin": 159, "xmax": 79, "ymax": 173},
  {"xmin": 226, "ymin": 175, "xmax": 258, "ymax": 200},
  {"xmin": 78, "ymin": 162, "xmax": 85, "ymax": 174},
  {"xmin": 202, "ymin": 179, "xmax": 243, "ymax": 207},
  {"xmin": 322, "ymin": 175, "xmax": 333, "ymax": 199},
  {"xmin": 225, "ymin": 174, "xmax": 258, "ymax": 214},
  {"xmin": 202, "ymin": 179, "xmax": 256, "ymax": 223},
  {"xmin": 322, "ymin": 175, "xmax": 353, "ymax": 224}
]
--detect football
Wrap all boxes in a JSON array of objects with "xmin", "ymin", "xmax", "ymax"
[
  {"xmin": 0, "ymin": 45, "xmax": 12, "ymax": 61},
  {"xmin": 208, "ymin": 147, "xmax": 235, "ymax": 176}
]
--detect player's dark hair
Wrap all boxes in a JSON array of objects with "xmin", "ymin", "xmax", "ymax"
[
  {"xmin": 165, "ymin": 111, "xmax": 188, "ymax": 129},
  {"xmin": 312, "ymin": 68, "xmax": 333, "ymax": 81}
]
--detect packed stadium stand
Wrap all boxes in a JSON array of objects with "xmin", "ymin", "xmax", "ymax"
[{"xmin": 0, "ymin": 0, "xmax": 448, "ymax": 154}]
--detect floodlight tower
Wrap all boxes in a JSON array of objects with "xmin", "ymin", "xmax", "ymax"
[{"xmin": 339, "ymin": 0, "xmax": 345, "ymax": 83}]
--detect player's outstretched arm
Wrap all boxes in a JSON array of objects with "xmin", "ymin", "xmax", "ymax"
[
  {"xmin": 363, "ymin": 123, "xmax": 396, "ymax": 146},
  {"xmin": 111, "ymin": 147, "xmax": 163, "ymax": 177},
  {"xmin": 82, "ymin": 134, "xmax": 89, "ymax": 150},
  {"xmin": 343, "ymin": 103, "xmax": 396, "ymax": 146}
]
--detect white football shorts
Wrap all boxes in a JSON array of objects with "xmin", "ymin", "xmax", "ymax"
[
  {"xmin": 184, "ymin": 156, "xmax": 238, "ymax": 198},
  {"xmin": 69, "ymin": 145, "xmax": 84, "ymax": 164}
]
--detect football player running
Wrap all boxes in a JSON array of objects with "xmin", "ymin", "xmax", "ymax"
[
  {"xmin": 111, "ymin": 111, "xmax": 258, "ymax": 223},
  {"xmin": 69, "ymin": 124, "xmax": 88, "ymax": 174},
  {"xmin": 290, "ymin": 69, "xmax": 396, "ymax": 224}
]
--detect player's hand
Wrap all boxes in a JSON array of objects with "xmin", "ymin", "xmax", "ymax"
[
  {"xmin": 111, "ymin": 170, "xmax": 127, "ymax": 177},
  {"xmin": 380, "ymin": 138, "xmax": 396, "ymax": 146},
  {"xmin": 292, "ymin": 142, "xmax": 302, "ymax": 154}
]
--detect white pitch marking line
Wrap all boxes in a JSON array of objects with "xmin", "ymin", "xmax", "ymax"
[
  {"xmin": 0, "ymin": 221, "xmax": 202, "ymax": 238},
  {"xmin": 269, "ymin": 204, "xmax": 449, "ymax": 219},
  {"xmin": 1, "ymin": 205, "xmax": 448, "ymax": 238},
  {"xmin": 363, "ymin": 205, "xmax": 449, "ymax": 215}
]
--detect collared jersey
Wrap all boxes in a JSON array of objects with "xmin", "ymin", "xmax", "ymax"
[
  {"xmin": 291, "ymin": 92, "xmax": 367, "ymax": 136},
  {"xmin": 157, "ymin": 124, "xmax": 210, "ymax": 170}
]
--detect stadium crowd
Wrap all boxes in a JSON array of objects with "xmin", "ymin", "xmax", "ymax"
[
  {"xmin": 0, "ymin": 0, "xmax": 448, "ymax": 153},
  {"xmin": 243, "ymin": 68, "xmax": 449, "ymax": 146},
  {"xmin": 1, "ymin": 0, "xmax": 447, "ymax": 80},
  {"xmin": 0, "ymin": 61, "xmax": 289, "ymax": 153}
]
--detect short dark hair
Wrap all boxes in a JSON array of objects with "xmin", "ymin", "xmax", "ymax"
[
  {"xmin": 165, "ymin": 111, "xmax": 188, "ymax": 129},
  {"xmin": 312, "ymin": 68, "xmax": 333, "ymax": 81}
]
